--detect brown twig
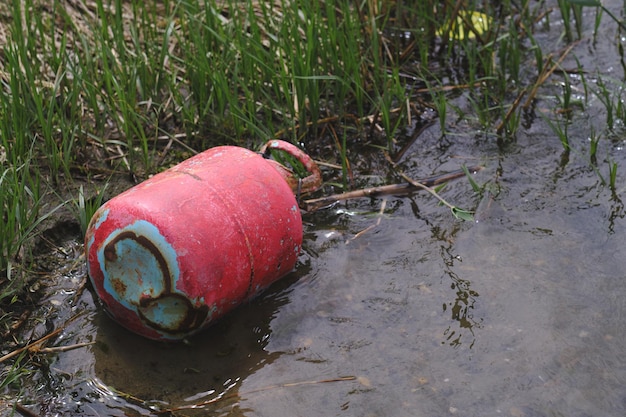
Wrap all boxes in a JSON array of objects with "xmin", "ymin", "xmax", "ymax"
[
  {"xmin": 0, "ymin": 309, "xmax": 31, "ymax": 340},
  {"xmin": 302, "ymin": 165, "xmax": 483, "ymax": 212},
  {"xmin": 37, "ymin": 342, "xmax": 96, "ymax": 354},
  {"xmin": 392, "ymin": 120, "xmax": 436, "ymax": 163},
  {"xmin": 0, "ymin": 313, "xmax": 85, "ymax": 364},
  {"xmin": 522, "ymin": 41, "xmax": 580, "ymax": 110},
  {"xmin": 496, "ymin": 88, "xmax": 527, "ymax": 135},
  {"xmin": 15, "ymin": 404, "xmax": 41, "ymax": 417}
]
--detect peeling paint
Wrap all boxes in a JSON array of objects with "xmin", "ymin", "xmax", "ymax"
[{"xmin": 85, "ymin": 143, "xmax": 311, "ymax": 340}]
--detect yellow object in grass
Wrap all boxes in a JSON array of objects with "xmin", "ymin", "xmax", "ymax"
[{"xmin": 436, "ymin": 11, "xmax": 491, "ymax": 40}]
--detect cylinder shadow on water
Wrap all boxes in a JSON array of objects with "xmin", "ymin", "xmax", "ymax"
[{"xmin": 90, "ymin": 269, "xmax": 303, "ymax": 415}]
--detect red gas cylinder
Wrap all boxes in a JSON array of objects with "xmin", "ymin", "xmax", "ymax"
[{"xmin": 85, "ymin": 140, "xmax": 321, "ymax": 341}]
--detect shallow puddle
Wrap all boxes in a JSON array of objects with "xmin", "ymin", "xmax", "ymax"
[{"xmin": 5, "ymin": 2, "xmax": 626, "ymax": 417}]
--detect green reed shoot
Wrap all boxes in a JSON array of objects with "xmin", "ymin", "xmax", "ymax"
[
  {"xmin": 462, "ymin": 165, "xmax": 482, "ymax": 195},
  {"xmin": 75, "ymin": 184, "xmax": 109, "ymax": 239},
  {"xmin": 0, "ymin": 159, "xmax": 39, "ymax": 280},
  {"xmin": 544, "ymin": 115, "xmax": 570, "ymax": 152},
  {"xmin": 609, "ymin": 160, "xmax": 618, "ymax": 192},
  {"xmin": 557, "ymin": 0, "xmax": 582, "ymax": 41},
  {"xmin": 595, "ymin": 78, "xmax": 615, "ymax": 129},
  {"xmin": 566, "ymin": 0, "xmax": 626, "ymax": 32}
]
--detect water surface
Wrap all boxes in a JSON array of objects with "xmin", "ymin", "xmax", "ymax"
[{"xmin": 6, "ymin": 2, "xmax": 626, "ymax": 416}]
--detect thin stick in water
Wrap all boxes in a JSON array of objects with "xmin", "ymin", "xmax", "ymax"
[{"xmin": 302, "ymin": 165, "xmax": 483, "ymax": 212}]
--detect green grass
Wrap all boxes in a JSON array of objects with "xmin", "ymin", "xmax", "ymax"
[{"xmin": 1, "ymin": 0, "xmax": 625, "ymax": 397}]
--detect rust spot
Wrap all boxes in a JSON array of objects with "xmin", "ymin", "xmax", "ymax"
[
  {"xmin": 110, "ymin": 278, "xmax": 127, "ymax": 297},
  {"xmin": 104, "ymin": 245, "xmax": 117, "ymax": 261}
]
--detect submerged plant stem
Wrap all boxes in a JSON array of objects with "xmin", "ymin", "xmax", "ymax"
[{"xmin": 156, "ymin": 376, "xmax": 357, "ymax": 414}]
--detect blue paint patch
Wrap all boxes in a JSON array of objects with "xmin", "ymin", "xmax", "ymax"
[
  {"xmin": 97, "ymin": 220, "xmax": 180, "ymax": 316},
  {"xmin": 138, "ymin": 295, "xmax": 189, "ymax": 332}
]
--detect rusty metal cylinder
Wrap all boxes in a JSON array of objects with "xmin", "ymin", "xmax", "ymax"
[{"xmin": 85, "ymin": 140, "xmax": 320, "ymax": 341}]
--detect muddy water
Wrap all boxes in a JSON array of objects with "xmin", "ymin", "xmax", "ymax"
[{"xmin": 7, "ymin": 4, "xmax": 626, "ymax": 417}]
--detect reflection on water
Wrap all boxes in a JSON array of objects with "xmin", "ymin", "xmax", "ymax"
[
  {"xmin": 440, "ymin": 245, "xmax": 482, "ymax": 349},
  {"xmin": 607, "ymin": 194, "xmax": 624, "ymax": 233},
  {"xmin": 37, "ymin": 269, "xmax": 302, "ymax": 416}
]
